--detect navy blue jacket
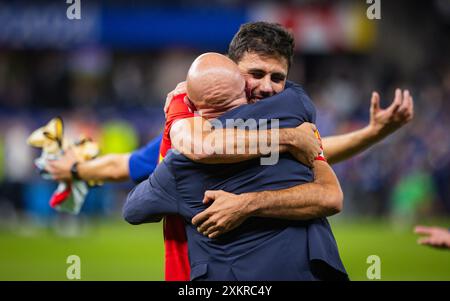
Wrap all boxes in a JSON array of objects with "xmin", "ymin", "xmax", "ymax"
[{"xmin": 123, "ymin": 82, "xmax": 348, "ymax": 281}]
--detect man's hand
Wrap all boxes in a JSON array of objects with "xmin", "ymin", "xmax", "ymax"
[
  {"xmin": 414, "ymin": 225, "xmax": 450, "ymax": 249},
  {"xmin": 191, "ymin": 190, "xmax": 252, "ymax": 239},
  {"xmin": 369, "ymin": 89, "xmax": 414, "ymax": 138},
  {"xmin": 164, "ymin": 81, "xmax": 187, "ymax": 116},
  {"xmin": 286, "ymin": 123, "xmax": 322, "ymax": 167},
  {"xmin": 320, "ymin": 89, "xmax": 414, "ymax": 165},
  {"xmin": 46, "ymin": 148, "xmax": 77, "ymax": 181}
]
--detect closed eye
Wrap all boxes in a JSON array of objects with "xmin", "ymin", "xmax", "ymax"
[
  {"xmin": 271, "ymin": 73, "xmax": 286, "ymax": 83},
  {"xmin": 249, "ymin": 71, "xmax": 265, "ymax": 79}
]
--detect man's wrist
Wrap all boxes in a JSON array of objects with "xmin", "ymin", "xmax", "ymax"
[
  {"xmin": 279, "ymin": 128, "xmax": 295, "ymax": 146},
  {"xmin": 363, "ymin": 124, "xmax": 385, "ymax": 143},
  {"xmin": 70, "ymin": 162, "xmax": 81, "ymax": 180},
  {"xmin": 241, "ymin": 191, "xmax": 264, "ymax": 217}
]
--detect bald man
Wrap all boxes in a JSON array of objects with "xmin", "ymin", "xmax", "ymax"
[
  {"xmin": 123, "ymin": 53, "xmax": 348, "ymax": 281},
  {"xmin": 186, "ymin": 53, "xmax": 247, "ymax": 116}
]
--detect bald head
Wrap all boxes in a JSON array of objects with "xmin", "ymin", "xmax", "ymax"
[{"xmin": 186, "ymin": 53, "xmax": 246, "ymax": 113}]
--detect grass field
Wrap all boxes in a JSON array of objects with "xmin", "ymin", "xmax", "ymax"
[{"xmin": 0, "ymin": 217, "xmax": 449, "ymax": 281}]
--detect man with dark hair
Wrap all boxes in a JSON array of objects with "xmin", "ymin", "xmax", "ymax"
[{"xmin": 228, "ymin": 22, "xmax": 295, "ymax": 69}]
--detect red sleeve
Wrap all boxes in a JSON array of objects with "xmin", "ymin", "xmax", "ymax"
[
  {"xmin": 165, "ymin": 93, "xmax": 195, "ymax": 131},
  {"xmin": 160, "ymin": 93, "xmax": 195, "ymax": 158}
]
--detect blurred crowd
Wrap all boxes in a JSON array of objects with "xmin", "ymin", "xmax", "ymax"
[{"xmin": 0, "ymin": 0, "xmax": 449, "ymax": 228}]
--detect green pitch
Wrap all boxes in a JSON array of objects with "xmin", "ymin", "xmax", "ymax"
[{"xmin": 0, "ymin": 218, "xmax": 449, "ymax": 281}]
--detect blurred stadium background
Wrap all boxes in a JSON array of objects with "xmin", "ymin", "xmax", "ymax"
[{"xmin": 0, "ymin": 0, "xmax": 449, "ymax": 280}]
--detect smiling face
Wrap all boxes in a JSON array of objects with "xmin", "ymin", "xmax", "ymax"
[{"xmin": 236, "ymin": 51, "xmax": 288, "ymax": 103}]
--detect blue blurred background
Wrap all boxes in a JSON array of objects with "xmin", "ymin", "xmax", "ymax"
[{"xmin": 0, "ymin": 0, "xmax": 449, "ymax": 280}]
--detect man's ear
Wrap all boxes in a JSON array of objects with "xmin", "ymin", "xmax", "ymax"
[{"xmin": 184, "ymin": 96, "xmax": 197, "ymax": 113}]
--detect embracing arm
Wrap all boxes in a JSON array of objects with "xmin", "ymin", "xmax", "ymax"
[
  {"xmin": 244, "ymin": 160, "xmax": 343, "ymax": 219},
  {"xmin": 323, "ymin": 89, "xmax": 414, "ymax": 165},
  {"xmin": 123, "ymin": 162, "xmax": 178, "ymax": 225},
  {"xmin": 192, "ymin": 159, "xmax": 343, "ymax": 238},
  {"xmin": 123, "ymin": 179, "xmax": 162, "ymax": 224},
  {"xmin": 170, "ymin": 116, "xmax": 321, "ymax": 167}
]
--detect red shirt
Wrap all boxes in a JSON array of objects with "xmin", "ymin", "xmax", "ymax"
[{"xmin": 159, "ymin": 93, "xmax": 194, "ymax": 281}]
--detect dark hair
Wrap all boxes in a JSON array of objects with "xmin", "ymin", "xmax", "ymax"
[{"xmin": 228, "ymin": 21, "xmax": 295, "ymax": 69}]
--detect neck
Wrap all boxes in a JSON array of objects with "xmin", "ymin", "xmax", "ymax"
[{"xmin": 198, "ymin": 96, "xmax": 247, "ymax": 119}]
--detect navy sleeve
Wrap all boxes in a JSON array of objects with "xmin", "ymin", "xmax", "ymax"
[
  {"xmin": 128, "ymin": 133, "xmax": 162, "ymax": 183},
  {"xmin": 123, "ymin": 160, "xmax": 178, "ymax": 224}
]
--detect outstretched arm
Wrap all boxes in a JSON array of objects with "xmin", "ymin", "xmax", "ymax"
[
  {"xmin": 47, "ymin": 149, "xmax": 131, "ymax": 182},
  {"xmin": 191, "ymin": 159, "xmax": 343, "ymax": 238},
  {"xmin": 47, "ymin": 134, "xmax": 162, "ymax": 183},
  {"xmin": 322, "ymin": 89, "xmax": 414, "ymax": 164}
]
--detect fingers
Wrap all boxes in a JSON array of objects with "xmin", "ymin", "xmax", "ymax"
[
  {"xmin": 192, "ymin": 211, "xmax": 210, "ymax": 227},
  {"xmin": 46, "ymin": 161, "xmax": 58, "ymax": 173},
  {"xmin": 164, "ymin": 92, "xmax": 174, "ymax": 115},
  {"xmin": 65, "ymin": 147, "xmax": 76, "ymax": 158},
  {"xmin": 417, "ymin": 237, "xmax": 433, "ymax": 245},
  {"xmin": 197, "ymin": 218, "xmax": 216, "ymax": 234},
  {"xmin": 201, "ymin": 224, "xmax": 223, "ymax": 239},
  {"xmin": 208, "ymin": 231, "xmax": 221, "ymax": 239},
  {"xmin": 203, "ymin": 224, "xmax": 221, "ymax": 237},
  {"xmin": 387, "ymin": 88, "xmax": 402, "ymax": 114},
  {"xmin": 414, "ymin": 225, "xmax": 434, "ymax": 235},
  {"xmin": 397, "ymin": 90, "xmax": 414, "ymax": 122},
  {"xmin": 203, "ymin": 190, "xmax": 224, "ymax": 204},
  {"xmin": 194, "ymin": 190, "xmax": 226, "ymax": 225},
  {"xmin": 164, "ymin": 82, "xmax": 187, "ymax": 115},
  {"xmin": 408, "ymin": 94, "xmax": 414, "ymax": 120},
  {"xmin": 174, "ymin": 81, "xmax": 186, "ymax": 93},
  {"xmin": 46, "ymin": 164, "xmax": 61, "ymax": 181},
  {"xmin": 370, "ymin": 91, "xmax": 380, "ymax": 114},
  {"xmin": 417, "ymin": 236, "xmax": 444, "ymax": 248},
  {"xmin": 397, "ymin": 90, "xmax": 410, "ymax": 114},
  {"xmin": 202, "ymin": 190, "xmax": 215, "ymax": 205},
  {"xmin": 46, "ymin": 167, "xmax": 56, "ymax": 178}
]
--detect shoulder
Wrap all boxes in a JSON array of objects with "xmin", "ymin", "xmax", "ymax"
[
  {"xmin": 284, "ymin": 81, "xmax": 316, "ymax": 121},
  {"xmin": 128, "ymin": 134, "xmax": 162, "ymax": 183},
  {"xmin": 285, "ymin": 81, "xmax": 314, "ymax": 105},
  {"xmin": 129, "ymin": 134, "xmax": 161, "ymax": 164},
  {"xmin": 165, "ymin": 93, "xmax": 195, "ymax": 141},
  {"xmin": 166, "ymin": 93, "xmax": 194, "ymax": 120}
]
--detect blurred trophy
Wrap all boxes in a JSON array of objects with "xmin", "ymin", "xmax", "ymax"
[{"xmin": 27, "ymin": 117, "xmax": 102, "ymax": 214}]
